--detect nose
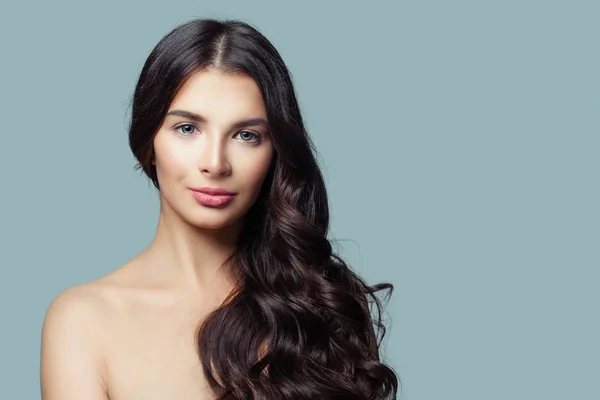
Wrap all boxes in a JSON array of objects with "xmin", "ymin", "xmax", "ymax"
[{"xmin": 197, "ymin": 134, "xmax": 232, "ymax": 177}]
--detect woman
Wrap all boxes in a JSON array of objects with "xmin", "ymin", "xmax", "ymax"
[{"xmin": 41, "ymin": 18, "xmax": 399, "ymax": 400}]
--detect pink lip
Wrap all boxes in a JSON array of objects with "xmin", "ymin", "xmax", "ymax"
[
  {"xmin": 190, "ymin": 187, "xmax": 237, "ymax": 195},
  {"xmin": 189, "ymin": 187, "xmax": 236, "ymax": 207}
]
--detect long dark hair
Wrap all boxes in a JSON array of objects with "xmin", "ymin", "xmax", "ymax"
[{"xmin": 128, "ymin": 18, "xmax": 399, "ymax": 400}]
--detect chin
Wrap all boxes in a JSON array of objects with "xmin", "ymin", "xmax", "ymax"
[{"xmin": 185, "ymin": 211, "xmax": 242, "ymax": 231}]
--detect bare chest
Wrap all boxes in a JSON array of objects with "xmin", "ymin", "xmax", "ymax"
[{"xmin": 105, "ymin": 306, "xmax": 216, "ymax": 400}]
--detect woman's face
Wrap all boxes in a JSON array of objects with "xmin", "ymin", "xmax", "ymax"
[{"xmin": 152, "ymin": 68, "xmax": 274, "ymax": 230}]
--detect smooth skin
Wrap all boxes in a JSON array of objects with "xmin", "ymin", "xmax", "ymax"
[{"xmin": 40, "ymin": 68, "xmax": 275, "ymax": 400}]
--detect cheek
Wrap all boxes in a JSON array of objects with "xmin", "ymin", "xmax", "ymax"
[
  {"xmin": 154, "ymin": 133, "xmax": 192, "ymax": 183},
  {"xmin": 238, "ymin": 148, "xmax": 273, "ymax": 188}
]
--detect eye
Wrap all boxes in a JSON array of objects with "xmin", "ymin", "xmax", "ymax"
[
  {"xmin": 174, "ymin": 124, "xmax": 197, "ymax": 136},
  {"xmin": 234, "ymin": 130, "xmax": 261, "ymax": 144}
]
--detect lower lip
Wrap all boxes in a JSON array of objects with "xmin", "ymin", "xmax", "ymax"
[{"xmin": 190, "ymin": 190, "xmax": 235, "ymax": 207}]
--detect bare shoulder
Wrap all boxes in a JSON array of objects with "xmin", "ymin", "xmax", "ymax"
[
  {"xmin": 40, "ymin": 275, "xmax": 129, "ymax": 399},
  {"xmin": 42, "ymin": 258, "xmax": 142, "ymax": 327},
  {"xmin": 45, "ymin": 282, "xmax": 105, "ymax": 317},
  {"xmin": 42, "ymin": 272, "xmax": 127, "ymax": 331}
]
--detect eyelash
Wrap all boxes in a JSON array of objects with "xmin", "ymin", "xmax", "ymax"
[{"xmin": 173, "ymin": 123, "xmax": 262, "ymax": 144}]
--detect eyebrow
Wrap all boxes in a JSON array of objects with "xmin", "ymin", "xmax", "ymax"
[{"xmin": 166, "ymin": 109, "xmax": 269, "ymax": 130}]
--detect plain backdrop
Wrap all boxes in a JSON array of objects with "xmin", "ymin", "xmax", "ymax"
[{"xmin": 0, "ymin": 0, "xmax": 598, "ymax": 399}]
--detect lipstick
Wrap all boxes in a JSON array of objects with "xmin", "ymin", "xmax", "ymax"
[{"xmin": 189, "ymin": 187, "xmax": 237, "ymax": 207}]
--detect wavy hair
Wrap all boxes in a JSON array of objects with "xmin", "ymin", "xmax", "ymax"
[{"xmin": 128, "ymin": 18, "xmax": 399, "ymax": 400}]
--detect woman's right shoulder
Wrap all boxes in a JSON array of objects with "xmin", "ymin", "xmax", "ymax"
[
  {"xmin": 44, "ymin": 283, "xmax": 108, "ymax": 323},
  {"xmin": 44, "ymin": 261, "xmax": 136, "ymax": 318},
  {"xmin": 43, "ymin": 258, "xmax": 148, "ymax": 330},
  {"xmin": 41, "ymin": 282, "xmax": 114, "ymax": 399},
  {"xmin": 41, "ymin": 280, "xmax": 117, "ymax": 359}
]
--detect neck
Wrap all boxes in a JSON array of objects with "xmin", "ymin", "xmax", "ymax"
[{"xmin": 142, "ymin": 199, "xmax": 241, "ymax": 295}]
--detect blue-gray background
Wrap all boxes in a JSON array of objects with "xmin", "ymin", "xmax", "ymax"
[{"xmin": 0, "ymin": 0, "xmax": 598, "ymax": 398}]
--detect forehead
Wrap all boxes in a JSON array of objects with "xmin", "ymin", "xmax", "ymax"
[{"xmin": 169, "ymin": 68, "xmax": 267, "ymax": 119}]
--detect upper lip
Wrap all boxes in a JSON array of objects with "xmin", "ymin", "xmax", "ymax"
[{"xmin": 190, "ymin": 187, "xmax": 237, "ymax": 195}]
